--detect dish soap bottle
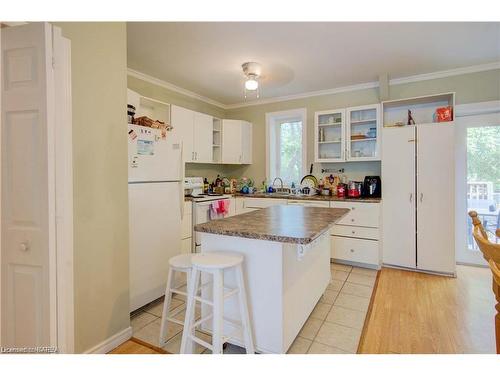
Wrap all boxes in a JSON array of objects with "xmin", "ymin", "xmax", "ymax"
[{"xmin": 203, "ymin": 178, "xmax": 209, "ymax": 194}]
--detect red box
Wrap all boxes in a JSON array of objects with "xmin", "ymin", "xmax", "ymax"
[{"xmin": 435, "ymin": 106, "xmax": 453, "ymax": 122}]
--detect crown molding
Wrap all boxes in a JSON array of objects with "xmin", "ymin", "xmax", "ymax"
[
  {"xmin": 224, "ymin": 81, "xmax": 380, "ymax": 109},
  {"xmin": 389, "ymin": 61, "xmax": 500, "ymax": 86},
  {"xmin": 127, "ymin": 68, "xmax": 228, "ymax": 109},
  {"xmin": 128, "ymin": 62, "xmax": 500, "ymax": 111}
]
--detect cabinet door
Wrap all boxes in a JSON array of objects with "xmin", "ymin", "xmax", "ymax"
[
  {"xmin": 314, "ymin": 109, "xmax": 345, "ymax": 162},
  {"xmin": 381, "ymin": 126, "xmax": 416, "ymax": 268},
  {"xmin": 222, "ymin": 120, "xmax": 242, "ymax": 164},
  {"xmin": 416, "ymin": 123, "xmax": 455, "ymax": 274},
  {"xmin": 346, "ymin": 104, "xmax": 381, "ymax": 161},
  {"xmin": 241, "ymin": 121, "xmax": 253, "ymax": 164},
  {"xmin": 193, "ymin": 112, "xmax": 213, "ymax": 163},
  {"xmin": 171, "ymin": 105, "xmax": 194, "ymax": 162}
]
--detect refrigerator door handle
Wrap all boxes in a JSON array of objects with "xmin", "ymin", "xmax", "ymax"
[{"xmin": 179, "ymin": 141, "xmax": 185, "ymax": 220}]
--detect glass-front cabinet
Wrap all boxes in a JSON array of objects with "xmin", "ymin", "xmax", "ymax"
[
  {"xmin": 314, "ymin": 104, "xmax": 380, "ymax": 163},
  {"xmin": 314, "ymin": 109, "xmax": 345, "ymax": 163},
  {"xmin": 346, "ymin": 104, "xmax": 381, "ymax": 161}
]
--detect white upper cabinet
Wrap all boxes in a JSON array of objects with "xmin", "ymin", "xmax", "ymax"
[
  {"xmin": 171, "ymin": 105, "xmax": 195, "ymax": 162},
  {"xmin": 193, "ymin": 112, "xmax": 214, "ymax": 163},
  {"xmin": 241, "ymin": 121, "xmax": 253, "ymax": 164},
  {"xmin": 221, "ymin": 120, "xmax": 253, "ymax": 164},
  {"xmin": 314, "ymin": 109, "xmax": 345, "ymax": 163},
  {"xmin": 346, "ymin": 104, "xmax": 381, "ymax": 161},
  {"xmin": 314, "ymin": 104, "xmax": 380, "ymax": 162},
  {"xmin": 171, "ymin": 105, "xmax": 214, "ymax": 163}
]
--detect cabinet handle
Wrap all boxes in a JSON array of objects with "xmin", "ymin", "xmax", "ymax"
[
  {"xmin": 351, "ymin": 207, "xmax": 355, "ymax": 210},
  {"xmin": 20, "ymin": 241, "xmax": 30, "ymax": 251},
  {"xmin": 408, "ymin": 139, "xmax": 415, "ymax": 143},
  {"xmin": 351, "ymin": 218, "xmax": 355, "ymax": 222},
  {"xmin": 195, "ymin": 152, "xmax": 198, "ymax": 160},
  {"xmin": 420, "ymin": 193, "xmax": 423, "ymax": 203},
  {"xmin": 351, "ymin": 230, "xmax": 356, "ymax": 235},
  {"xmin": 409, "ymin": 193, "xmax": 413, "ymax": 202},
  {"xmin": 350, "ymin": 249, "xmax": 355, "ymax": 253}
]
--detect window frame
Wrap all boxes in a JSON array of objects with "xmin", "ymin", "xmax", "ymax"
[{"xmin": 265, "ymin": 108, "xmax": 307, "ymax": 185}]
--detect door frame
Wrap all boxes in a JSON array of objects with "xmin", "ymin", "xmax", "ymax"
[
  {"xmin": 0, "ymin": 23, "xmax": 74, "ymax": 353},
  {"xmin": 455, "ymin": 100, "xmax": 500, "ymax": 265}
]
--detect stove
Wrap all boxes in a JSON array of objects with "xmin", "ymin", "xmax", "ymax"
[{"xmin": 184, "ymin": 177, "xmax": 232, "ymax": 202}]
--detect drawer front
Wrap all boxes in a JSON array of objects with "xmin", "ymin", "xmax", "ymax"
[
  {"xmin": 330, "ymin": 201, "xmax": 380, "ymax": 228},
  {"xmin": 287, "ymin": 199, "xmax": 330, "ymax": 207},
  {"xmin": 331, "ymin": 225, "xmax": 379, "ymax": 240},
  {"xmin": 181, "ymin": 213, "xmax": 192, "ymax": 239},
  {"xmin": 331, "ymin": 236, "xmax": 379, "ymax": 265},
  {"xmin": 184, "ymin": 201, "xmax": 193, "ymax": 215},
  {"xmin": 244, "ymin": 198, "xmax": 287, "ymax": 209},
  {"xmin": 181, "ymin": 238, "xmax": 192, "ymax": 254}
]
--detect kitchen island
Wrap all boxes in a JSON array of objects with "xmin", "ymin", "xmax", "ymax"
[{"xmin": 194, "ymin": 205, "xmax": 349, "ymax": 353}]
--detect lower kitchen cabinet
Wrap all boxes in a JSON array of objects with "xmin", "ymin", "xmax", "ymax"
[
  {"xmin": 331, "ymin": 236, "xmax": 379, "ymax": 265},
  {"xmin": 329, "ymin": 201, "xmax": 381, "ymax": 268}
]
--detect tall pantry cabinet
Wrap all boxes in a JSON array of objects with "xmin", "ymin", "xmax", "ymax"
[
  {"xmin": 381, "ymin": 93, "xmax": 456, "ymax": 275},
  {"xmin": 382, "ymin": 124, "xmax": 455, "ymax": 274}
]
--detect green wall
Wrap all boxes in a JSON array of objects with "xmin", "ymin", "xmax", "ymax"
[{"xmin": 56, "ymin": 22, "xmax": 130, "ymax": 353}]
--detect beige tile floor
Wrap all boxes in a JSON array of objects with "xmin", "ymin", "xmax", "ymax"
[{"xmin": 131, "ymin": 262, "xmax": 377, "ymax": 354}]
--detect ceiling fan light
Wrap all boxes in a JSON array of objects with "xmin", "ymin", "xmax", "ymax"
[{"xmin": 245, "ymin": 78, "xmax": 259, "ymax": 91}]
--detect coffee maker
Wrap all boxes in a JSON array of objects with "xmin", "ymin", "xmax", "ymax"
[{"xmin": 363, "ymin": 176, "xmax": 381, "ymax": 198}]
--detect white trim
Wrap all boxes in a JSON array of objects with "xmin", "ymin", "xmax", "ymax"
[
  {"xmin": 127, "ymin": 68, "xmax": 227, "ymax": 109},
  {"xmin": 265, "ymin": 108, "xmax": 307, "ymax": 184},
  {"xmin": 83, "ymin": 327, "xmax": 132, "ymax": 354},
  {"xmin": 53, "ymin": 26, "xmax": 75, "ymax": 354},
  {"xmin": 128, "ymin": 63, "xmax": 500, "ymax": 110},
  {"xmin": 389, "ymin": 62, "xmax": 500, "ymax": 86}
]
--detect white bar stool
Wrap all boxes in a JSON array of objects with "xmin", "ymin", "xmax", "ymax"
[
  {"xmin": 180, "ymin": 252, "xmax": 255, "ymax": 354},
  {"xmin": 159, "ymin": 253, "xmax": 193, "ymax": 347}
]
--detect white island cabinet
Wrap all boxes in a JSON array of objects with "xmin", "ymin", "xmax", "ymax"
[{"xmin": 194, "ymin": 205, "xmax": 349, "ymax": 353}]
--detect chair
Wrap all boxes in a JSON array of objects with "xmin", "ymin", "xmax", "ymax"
[{"xmin": 469, "ymin": 211, "xmax": 500, "ymax": 353}]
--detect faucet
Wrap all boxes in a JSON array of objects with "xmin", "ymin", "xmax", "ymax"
[{"xmin": 272, "ymin": 177, "xmax": 284, "ymax": 190}]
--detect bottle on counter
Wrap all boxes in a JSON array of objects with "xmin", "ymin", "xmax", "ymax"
[
  {"xmin": 203, "ymin": 178, "xmax": 209, "ymax": 194},
  {"xmin": 215, "ymin": 174, "xmax": 222, "ymax": 187}
]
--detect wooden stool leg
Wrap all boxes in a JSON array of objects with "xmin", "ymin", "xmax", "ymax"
[
  {"xmin": 212, "ymin": 269, "xmax": 224, "ymax": 354},
  {"xmin": 496, "ymin": 302, "xmax": 500, "ymax": 354},
  {"xmin": 180, "ymin": 269, "xmax": 199, "ymax": 354},
  {"xmin": 159, "ymin": 267, "xmax": 174, "ymax": 346},
  {"xmin": 236, "ymin": 264, "xmax": 255, "ymax": 354}
]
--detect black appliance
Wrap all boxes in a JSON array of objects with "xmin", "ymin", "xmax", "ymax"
[{"xmin": 363, "ymin": 176, "xmax": 381, "ymax": 198}]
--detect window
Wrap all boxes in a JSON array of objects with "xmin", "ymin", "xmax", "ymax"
[{"xmin": 266, "ymin": 109, "xmax": 307, "ymax": 186}]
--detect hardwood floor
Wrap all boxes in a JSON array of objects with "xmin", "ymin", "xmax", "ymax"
[
  {"xmin": 359, "ymin": 265, "xmax": 496, "ymax": 354},
  {"xmin": 109, "ymin": 338, "xmax": 168, "ymax": 354}
]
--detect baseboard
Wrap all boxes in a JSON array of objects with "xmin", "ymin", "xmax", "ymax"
[{"xmin": 84, "ymin": 326, "xmax": 132, "ymax": 354}]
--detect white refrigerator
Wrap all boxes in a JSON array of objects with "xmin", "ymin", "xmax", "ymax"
[{"xmin": 128, "ymin": 124, "xmax": 183, "ymax": 312}]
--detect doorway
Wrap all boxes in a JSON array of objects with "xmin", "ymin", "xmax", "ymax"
[{"xmin": 456, "ymin": 102, "xmax": 500, "ymax": 265}]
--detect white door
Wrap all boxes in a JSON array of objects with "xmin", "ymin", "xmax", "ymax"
[
  {"xmin": 193, "ymin": 112, "xmax": 213, "ymax": 163},
  {"xmin": 381, "ymin": 127, "xmax": 417, "ymax": 268},
  {"xmin": 241, "ymin": 121, "xmax": 253, "ymax": 164},
  {"xmin": 129, "ymin": 182, "xmax": 182, "ymax": 311},
  {"xmin": 416, "ymin": 123, "xmax": 456, "ymax": 274},
  {"xmin": 222, "ymin": 120, "xmax": 242, "ymax": 164},
  {"xmin": 1, "ymin": 23, "xmax": 55, "ymax": 347},
  {"xmin": 171, "ymin": 105, "xmax": 194, "ymax": 162}
]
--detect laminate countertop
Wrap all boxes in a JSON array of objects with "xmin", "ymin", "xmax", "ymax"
[
  {"xmin": 234, "ymin": 192, "xmax": 381, "ymax": 203},
  {"xmin": 194, "ymin": 205, "xmax": 350, "ymax": 245}
]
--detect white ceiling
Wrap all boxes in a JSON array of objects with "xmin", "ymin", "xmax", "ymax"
[{"xmin": 127, "ymin": 22, "xmax": 500, "ymax": 106}]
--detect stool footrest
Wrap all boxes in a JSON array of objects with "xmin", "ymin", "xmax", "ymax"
[
  {"xmin": 223, "ymin": 287, "xmax": 239, "ymax": 300},
  {"xmin": 194, "ymin": 295, "xmax": 213, "ymax": 306},
  {"xmin": 192, "ymin": 314, "xmax": 213, "ymax": 329},
  {"xmin": 189, "ymin": 334, "xmax": 213, "ymax": 351},
  {"xmin": 166, "ymin": 317, "xmax": 184, "ymax": 326}
]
